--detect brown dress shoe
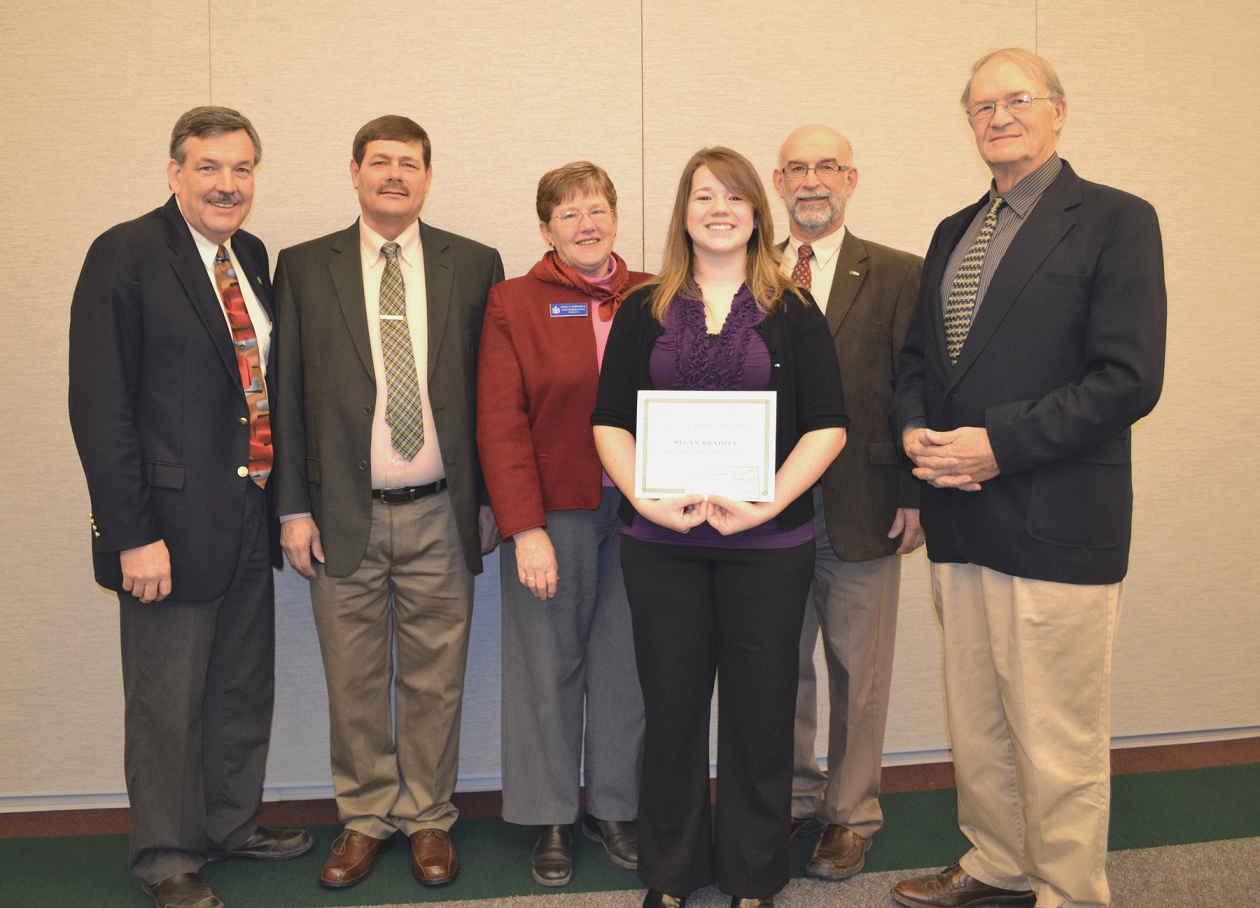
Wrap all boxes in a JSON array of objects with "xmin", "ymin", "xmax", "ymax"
[
  {"xmin": 209, "ymin": 825, "xmax": 314, "ymax": 862},
  {"xmin": 410, "ymin": 828, "xmax": 459, "ymax": 885},
  {"xmin": 320, "ymin": 829, "xmax": 395, "ymax": 889},
  {"xmin": 891, "ymin": 864, "xmax": 1037, "ymax": 907},
  {"xmin": 789, "ymin": 815, "xmax": 824, "ymax": 842},
  {"xmin": 805, "ymin": 825, "xmax": 871, "ymax": 881},
  {"xmin": 144, "ymin": 872, "xmax": 223, "ymax": 908}
]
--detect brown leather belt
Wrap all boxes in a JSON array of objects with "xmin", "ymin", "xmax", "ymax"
[{"xmin": 372, "ymin": 479, "xmax": 448, "ymax": 503}]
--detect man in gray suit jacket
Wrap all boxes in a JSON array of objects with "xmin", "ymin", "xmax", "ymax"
[
  {"xmin": 772, "ymin": 125, "xmax": 924, "ymax": 882},
  {"xmin": 272, "ymin": 115, "xmax": 503, "ymax": 892}
]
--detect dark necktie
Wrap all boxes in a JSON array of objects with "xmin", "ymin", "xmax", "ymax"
[
  {"xmin": 379, "ymin": 241, "xmax": 425, "ymax": 459},
  {"xmin": 944, "ymin": 196, "xmax": 1004, "ymax": 364},
  {"xmin": 791, "ymin": 243, "xmax": 814, "ymax": 290},
  {"xmin": 214, "ymin": 245, "xmax": 271, "ymax": 487}
]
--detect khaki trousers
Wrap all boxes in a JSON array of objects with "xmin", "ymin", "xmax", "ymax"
[
  {"xmin": 792, "ymin": 490, "xmax": 900, "ymax": 837},
  {"xmin": 310, "ymin": 490, "xmax": 474, "ymax": 838},
  {"xmin": 932, "ymin": 562, "xmax": 1122, "ymax": 908}
]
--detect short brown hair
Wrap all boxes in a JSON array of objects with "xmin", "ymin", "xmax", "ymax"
[
  {"xmin": 352, "ymin": 115, "xmax": 431, "ymax": 168},
  {"xmin": 170, "ymin": 106, "xmax": 261, "ymax": 165},
  {"xmin": 535, "ymin": 161, "xmax": 618, "ymax": 223},
  {"xmin": 961, "ymin": 48, "xmax": 1066, "ymax": 107}
]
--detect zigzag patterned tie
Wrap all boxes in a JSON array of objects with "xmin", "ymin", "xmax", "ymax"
[
  {"xmin": 791, "ymin": 243, "xmax": 813, "ymax": 290},
  {"xmin": 379, "ymin": 241, "xmax": 425, "ymax": 459},
  {"xmin": 214, "ymin": 245, "xmax": 272, "ymax": 487},
  {"xmin": 944, "ymin": 196, "xmax": 1003, "ymax": 364}
]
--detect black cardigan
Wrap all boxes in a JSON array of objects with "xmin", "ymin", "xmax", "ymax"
[{"xmin": 591, "ymin": 285, "xmax": 849, "ymax": 530}]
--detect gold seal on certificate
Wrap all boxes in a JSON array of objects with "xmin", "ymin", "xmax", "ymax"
[{"xmin": 634, "ymin": 390, "xmax": 776, "ymax": 502}]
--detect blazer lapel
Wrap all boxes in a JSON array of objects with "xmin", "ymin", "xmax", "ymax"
[
  {"xmin": 328, "ymin": 222, "xmax": 375, "ymax": 379},
  {"xmin": 824, "ymin": 232, "xmax": 867, "ymax": 336},
  {"xmin": 163, "ymin": 197, "xmax": 240, "ymax": 389},
  {"xmin": 947, "ymin": 166, "xmax": 1080, "ymax": 389},
  {"xmin": 420, "ymin": 221, "xmax": 453, "ymax": 382}
]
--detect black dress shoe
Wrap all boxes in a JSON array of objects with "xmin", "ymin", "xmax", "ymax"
[
  {"xmin": 582, "ymin": 814, "xmax": 639, "ymax": 869},
  {"xmin": 643, "ymin": 890, "xmax": 687, "ymax": 908},
  {"xmin": 209, "ymin": 824, "xmax": 314, "ymax": 861},
  {"xmin": 531, "ymin": 824, "xmax": 573, "ymax": 887},
  {"xmin": 143, "ymin": 873, "xmax": 222, "ymax": 908}
]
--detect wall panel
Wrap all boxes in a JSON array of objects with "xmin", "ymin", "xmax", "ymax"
[
  {"xmin": 0, "ymin": 0, "xmax": 213, "ymax": 798},
  {"xmin": 0, "ymin": 0, "xmax": 1256, "ymax": 807}
]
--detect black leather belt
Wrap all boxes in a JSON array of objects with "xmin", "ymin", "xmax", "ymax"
[{"xmin": 372, "ymin": 479, "xmax": 448, "ymax": 503}]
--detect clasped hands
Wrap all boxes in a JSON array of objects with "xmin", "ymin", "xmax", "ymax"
[
  {"xmin": 637, "ymin": 493, "xmax": 776, "ymax": 537},
  {"xmin": 902, "ymin": 425, "xmax": 999, "ymax": 491}
]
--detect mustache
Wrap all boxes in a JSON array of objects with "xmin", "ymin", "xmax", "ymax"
[
  {"xmin": 205, "ymin": 190, "xmax": 244, "ymax": 205},
  {"xmin": 377, "ymin": 179, "xmax": 410, "ymax": 195},
  {"xmin": 792, "ymin": 188, "xmax": 833, "ymax": 203}
]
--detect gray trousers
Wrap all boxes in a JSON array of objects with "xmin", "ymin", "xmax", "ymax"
[
  {"xmin": 119, "ymin": 482, "xmax": 274, "ymax": 887},
  {"xmin": 500, "ymin": 487, "xmax": 644, "ymax": 825},
  {"xmin": 310, "ymin": 490, "xmax": 473, "ymax": 837},
  {"xmin": 792, "ymin": 486, "xmax": 900, "ymax": 837}
]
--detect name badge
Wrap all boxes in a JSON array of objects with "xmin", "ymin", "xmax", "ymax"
[{"xmin": 550, "ymin": 302, "xmax": 589, "ymax": 318}]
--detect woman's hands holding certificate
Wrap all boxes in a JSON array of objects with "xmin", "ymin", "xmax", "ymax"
[
  {"xmin": 704, "ymin": 496, "xmax": 777, "ymax": 535},
  {"xmin": 634, "ymin": 494, "xmax": 711, "ymax": 534}
]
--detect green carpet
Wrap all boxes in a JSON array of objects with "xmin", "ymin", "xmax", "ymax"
[{"xmin": 2, "ymin": 764, "xmax": 1256, "ymax": 908}]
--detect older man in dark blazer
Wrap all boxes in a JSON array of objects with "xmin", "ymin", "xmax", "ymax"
[
  {"xmin": 890, "ymin": 50, "xmax": 1166, "ymax": 908},
  {"xmin": 772, "ymin": 124, "xmax": 924, "ymax": 882},
  {"xmin": 69, "ymin": 107, "xmax": 311, "ymax": 908},
  {"xmin": 272, "ymin": 115, "xmax": 503, "ymax": 892}
]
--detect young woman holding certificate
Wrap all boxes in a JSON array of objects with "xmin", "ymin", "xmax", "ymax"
[{"xmin": 591, "ymin": 147, "xmax": 848, "ymax": 908}]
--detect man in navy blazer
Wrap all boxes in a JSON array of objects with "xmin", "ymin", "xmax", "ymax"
[
  {"xmin": 891, "ymin": 51, "xmax": 1166, "ymax": 908},
  {"xmin": 69, "ymin": 107, "xmax": 310, "ymax": 908}
]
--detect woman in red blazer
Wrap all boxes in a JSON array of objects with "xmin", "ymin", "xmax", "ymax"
[{"xmin": 476, "ymin": 162, "xmax": 652, "ymax": 888}]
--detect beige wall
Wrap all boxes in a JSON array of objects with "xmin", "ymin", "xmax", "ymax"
[{"xmin": 1, "ymin": 0, "xmax": 1256, "ymax": 807}]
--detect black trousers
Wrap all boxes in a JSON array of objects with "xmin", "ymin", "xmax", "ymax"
[
  {"xmin": 119, "ymin": 481, "xmax": 275, "ymax": 886},
  {"xmin": 620, "ymin": 535, "xmax": 815, "ymax": 898}
]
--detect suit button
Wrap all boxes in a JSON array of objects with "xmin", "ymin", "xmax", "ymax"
[
  {"xmin": 237, "ymin": 466, "xmax": 249, "ymax": 477},
  {"xmin": 358, "ymin": 460, "xmax": 368, "ymax": 471},
  {"xmin": 362, "ymin": 405, "xmax": 372, "ymax": 415},
  {"xmin": 239, "ymin": 416, "xmax": 248, "ymax": 425}
]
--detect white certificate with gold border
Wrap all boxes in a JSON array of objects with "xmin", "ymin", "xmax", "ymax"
[{"xmin": 634, "ymin": 390, "xmax": 776, "ymax": 502}]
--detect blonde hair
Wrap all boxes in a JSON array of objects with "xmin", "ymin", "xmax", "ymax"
[{"xmin": 645, "ymin": 146, "xmax": 804, "ymax": 321}]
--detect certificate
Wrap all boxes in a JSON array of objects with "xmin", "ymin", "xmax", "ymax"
[{"xmin": 634, "ymin": 390, "xmax": 776, "ymax": 502}]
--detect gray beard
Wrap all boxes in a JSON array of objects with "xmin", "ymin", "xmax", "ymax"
[{"xmin": 788, "ymin": 191, "xmax": 846, "ymax": 233}]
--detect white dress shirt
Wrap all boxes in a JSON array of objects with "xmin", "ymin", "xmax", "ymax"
[
  {"xmin": 783, "ymin": 224, "xmax": 847, "ymax": 314},
  {"xmin": 180, "ymin": 211, "xmax": 271, "ymax": 369},
  {"xmin": 359, "ymin": 219, "xmax": 446, "ymax": 489}
]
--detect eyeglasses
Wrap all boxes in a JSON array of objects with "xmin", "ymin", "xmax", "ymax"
[
  {"xmin": 551, "ymin": 207, "xmax": 614, "ymax": 225},
  {"xmin": 780, "ymin": 162, "xmax": 851, "ymax": 180},
  {"xmin": 966, "ymin": 93, "xmax": 1054, "ymax": 122}
]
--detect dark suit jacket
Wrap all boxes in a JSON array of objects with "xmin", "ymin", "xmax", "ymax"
[
  {"xmin": 68, "ymin": 195, "xmax": 280, "ymax": 599},
  {"xmin": 271, "ymin": 220, "xmax": 504, "ymax": 577},
  {"xmin": 892, "ymin": 160, "xmax": 1166, "ymax": 585},
  {"xmin": 784, "ymin": 233, "xmax": 923, "ymax": 562}
]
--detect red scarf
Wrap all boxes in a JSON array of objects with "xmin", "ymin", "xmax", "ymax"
[{"xmin": 531, "ymin": 250, "xmax": 632, "ymax": 321}]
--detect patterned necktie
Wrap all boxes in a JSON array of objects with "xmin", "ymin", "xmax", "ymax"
[
  {"xmin": 379, "ymin": 241, "xmax": 425, "ymax": 459},
  {"xmin": 944, "ymin": 196, "xmax": 1004, "ymax": 364},
  {"xmin": 214, "ymin": 245, "xmax": 271, "ymax": 487},
  {"xmin": 791, "ymin": 243, "xmax": 813, "ymax": 290}
]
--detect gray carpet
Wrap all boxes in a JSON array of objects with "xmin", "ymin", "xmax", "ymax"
[{"xmin": 368, "ymin": 837, "xmax": 1260, "ymax": 908}]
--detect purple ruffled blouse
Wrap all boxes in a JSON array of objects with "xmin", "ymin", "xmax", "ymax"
[{"xmin": 623, "ymin": 285, "xmax": 814, "ymax": 549}]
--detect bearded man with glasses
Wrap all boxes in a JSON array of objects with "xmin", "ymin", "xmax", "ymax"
[
  {"xmin": 891, "ymin": 49, "xmax": 1166, "ymax": 908},
  {"xmin": 770, "ymin": 125, "xmax": 924, "ymax": 884}
]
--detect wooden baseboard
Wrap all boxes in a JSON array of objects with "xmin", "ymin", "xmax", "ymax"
[{"xmin": 3, "ymin": 737, "xmax": 1255, "ymax": 840}]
